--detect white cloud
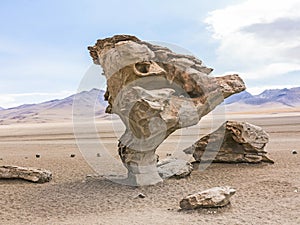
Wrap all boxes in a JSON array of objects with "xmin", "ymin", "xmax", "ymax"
[
  {"xmin": 205, "ymin": 0, "xmax": 300, "ymax": 38},
  {"xmin": 246, "ymin": 63, "xmax": 300, "ymax": 79},
  {"xmin": 0, "ymin": 91, "xmax": 73, "ymax": 108},
  {"xmin": 205, "ymin": 0, "xmax": 300, "ymax": 80}
]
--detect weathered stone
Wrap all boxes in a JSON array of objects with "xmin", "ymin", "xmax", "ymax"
[
  {"xmin": 0, "ymin": 165, "xmax": 52, "ymax": 183},
  {"xmin": 185, "ymin": 120, "xmax": 273, "ymax": 163},
  {"xmin": 136, "ymin": 193, "xmax": 146, "ymax": 199},
  {"xmin": 157, "ymin": 158, "xmax": 193, "ymax": 179},
  {"xmin": 180, "ymin": 186, "xmax": 236, "ymax": 209},
  {"xmin": 88, "ymin": 35, "xmax": 246, "ymax": 185}
]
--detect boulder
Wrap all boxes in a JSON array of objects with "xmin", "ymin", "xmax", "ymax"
[
  {"xmin": 185, "ymin": 120, "xmax": 273, "ymax": 163},
  {"xmin": 0, "ymin": 165, "xmax": 52, "ymax": 183},
  {"xmin": 88, "ymin": 35, "xmax": 246, "ymax": 185},
  {"xmin": 180, "ymin": 186, "xmax": 236, "ymax": 209},
  {"xmin": 157, "ymin": 158, "xmax": 193, "ymax": 179}
]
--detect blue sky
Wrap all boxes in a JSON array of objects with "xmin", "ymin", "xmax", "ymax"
[{"xmin": 1, "ymin": 0, "xmax": 300, "ymax": 108}]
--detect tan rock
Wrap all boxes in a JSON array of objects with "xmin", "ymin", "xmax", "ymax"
[
  {"xmin": 88, "ymin": 35, "xmax": 246, "ymax": 185},
  {"xmin": 180, "ymin": 186, "xmax": 236, "ymax": 209},
  {"xmin": 0, "ymin": 165, "xmax": 52, "ymax": 183},
  {"xmin": 185, "ymin": 120, "xmax": 273, "ymax": 163},
  {"xmin": 157, "ymin": 158, "xmax": 193, "ymax": 179}
]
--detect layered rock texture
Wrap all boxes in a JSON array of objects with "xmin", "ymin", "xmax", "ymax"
[
  {"xmin": 88, "ymin": 35, "xmax": 246, "ymax": 185},
  {"xmin": 185, "ymin": 121, "xmax": 273, "ymax": 163},
  {"xmin": 180, "ymin": 186, "xmax": 236, "ymax": 209},
  {"xmin": 0, "ymin": 165, "xmax": 52, "ymax": 183}
]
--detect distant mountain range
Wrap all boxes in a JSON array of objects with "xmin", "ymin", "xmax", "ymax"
[
  {"xmin": 225, "ymin": 87, "xmax": 300, "ymax": 107},
  {"xmin": 0, "ymin": 89, "xmax": 107, "ymax": 124},
  {"xmin": 0, "ymin": 87, "xmax": 299, "ymax": 124}
]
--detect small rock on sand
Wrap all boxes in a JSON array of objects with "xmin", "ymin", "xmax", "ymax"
[
  {"xmin": 292, "ymin": 150, "xmax": 297, "ymax": 154},
  {"xmin": 0, "ymin": 165, "xmax": 52, "ymax": 183},
  {"xmin": 180, "ymin": 186, "xmax": 236, "ymax": 210},
  {"xmin": 157, "ymin": 158, "xmax": 193, "ymax": 179},
  {"xmin": 134, "ymin": 193, "xmax": 146, "ymax": 199}
]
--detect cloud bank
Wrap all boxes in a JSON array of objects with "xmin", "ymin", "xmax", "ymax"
[{"xmin": 205, "ymin": 0, "xmax": 300, "ymax": 80}]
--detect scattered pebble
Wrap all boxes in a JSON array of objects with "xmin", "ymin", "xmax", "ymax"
[
  {"xmin": 166, "ymin": 153, "xmax": 172, "ymax": 156},
  {"xmin": 136, "ymin": 193, "xmax": 146, "ymax": 199},
  {"xmin": 35, "ymin": 154, "xmax": 40, "ymax": 158},
  {"xmin": 292, "ymin": 150, "xmax": 297, "ymax": 154},
  {"xmin": 70, "ymin": 154, "xmax": 76, "ymax": 158},
  {"xmin": 25, "ymin": 157, "xmax": 28, "ymax": 159},
  {"xmin": 97, "ymin": 153, "xmax": 101, "ymax": 157},
  {"xmin": 0, "ymin": 158, "xmax": 2, "ymax": 160}
]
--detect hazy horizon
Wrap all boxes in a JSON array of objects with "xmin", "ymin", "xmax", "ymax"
[{"xmin": 1, "ymin": 85, "xmax": 300, "ymax": 109}]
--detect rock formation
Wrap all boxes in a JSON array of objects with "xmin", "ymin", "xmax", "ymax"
[
  {"xmin": 88, "ymin": 35, "xmax": 246, "ymax": 186},
  {"xmin": 0, "ymin": 165, "xmax": 52, "ymax": 183},
  {"xmin": 185, "ymin": 120, "xmax": 273, "ymax": 163},
  {"xmin": 180, "ymin": 186, "xmax": 236, "ymax": 209}
]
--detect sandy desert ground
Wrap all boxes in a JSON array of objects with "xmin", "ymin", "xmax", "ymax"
[{"xmin": 0, "ymin": 111, "xmax": 300, "ymax": 225}]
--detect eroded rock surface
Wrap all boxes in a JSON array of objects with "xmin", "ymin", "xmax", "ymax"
[
  {"xmin": 0, "ymin": 165, "xmax": 52, "ymax": 183},
  {"xmin": 180, "ymin": 186, "xmax": 236, "ymax": 209},
  {"xmin": 185, "ymin": 120, "xmax": 273, "ymax": 163},
  {"xmin": 88, "ymin": 35, "xmax": 246, "ymax": 185},
  {"xmin": 157, "ymin": 158, "xmax": 193, "ymax": 179}
]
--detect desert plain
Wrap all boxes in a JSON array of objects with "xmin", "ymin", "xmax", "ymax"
[{"xmin": 0, "ymin": 107, "xmax": 300, "ymax": 225}]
